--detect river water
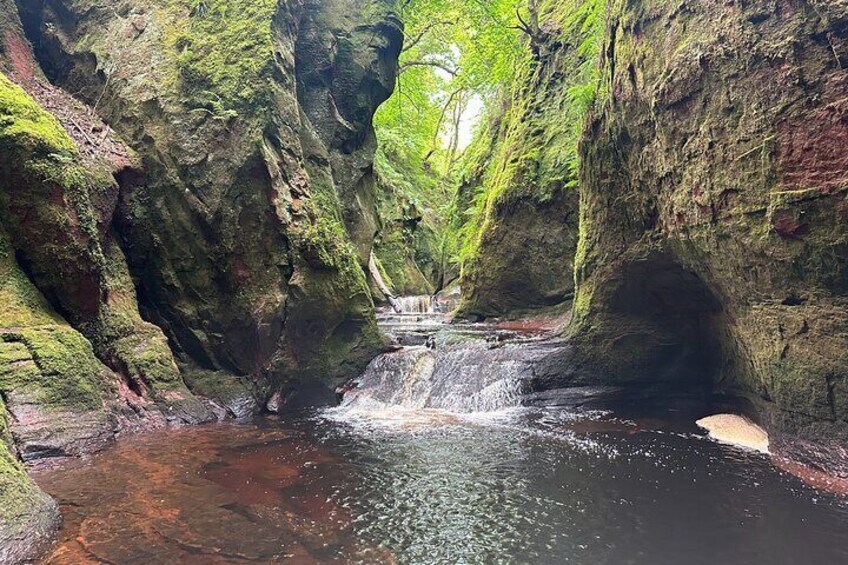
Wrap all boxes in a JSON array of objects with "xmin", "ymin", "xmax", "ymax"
[
  {"xmin": 30, "ymin": 300, "xmax": 848, "ymax": 564},
  {"xmin": 32, "ymin": 406, "xmax": 848, "ymax": 565}
]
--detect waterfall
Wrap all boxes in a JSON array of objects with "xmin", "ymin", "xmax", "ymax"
[
  {"xmin": 335, "ymin": 288, "xmax": 567, "ymax": 420},
  {"xmin": 393, "ymin": 295, "xmax": 434, "ymax": 314},
  {"xmin": 338, "ymin": 340, "xmax": 563, "ymax": 415}
]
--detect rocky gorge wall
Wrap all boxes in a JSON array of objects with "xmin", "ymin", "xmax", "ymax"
[
  {"xmin": 371, "ymin": 175, "xmax": 443, "ymax": 299},
  {"xmin": 453, "ymin": 0, "xmax": 599, "ymax": 319},
  {"xmin": 569, "ymin": 0, "xmax": 848, "ymax": 464},
  {"xmin": 453, "ymin": 0, "xmax": 848, "ymax": 466},
  {"xmin": 19, "ymin": 0, "xmax": 402, "ymax": 394},
  {"xmin": 0, "ymin": 0, "xmax": 401, "ymax": 559}
]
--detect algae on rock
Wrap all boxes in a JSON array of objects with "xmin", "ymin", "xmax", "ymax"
[
  {"xmin": 19, "ymin": 0, "xmax": 400, "ymax": 397},
  {"xmin": 0, "ymin": 410, "xmax": 58, "ymax": 565},
  {"xmin": 452, "ymin": 0, "xmax": 604, "ymax": 319},
  {"xmin": 570, "ymin": 0, "xmax": 848, "ymax": 456},
  {"xmin": 0, "ymin": 69, "xmax": 213, "ymax": 425}
]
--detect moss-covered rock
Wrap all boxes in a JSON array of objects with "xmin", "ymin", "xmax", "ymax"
[
  {"xmin": 0, "ymin": 0, "xmax": 403, "ymax": 557},
  {"xmin": 0, "ymin": 69, "xmax": 213, "ymax": 423},
  {"xmin": 296, "ymin": 0, "xmax": 404, "ymax": 264},
  {"xmin": 19, "ymin": 0, "xmax": 399, "ymax": 395},
  {"xmin": 373, "ymin": 175, "xmax": 441, "ymax": 297},
  {"xmin": 0, "ymin": 226, "xmax": 82, "ymax": 562},
  {"xmin": 571, "ymin": 0, "xmax": 848, "ymax": 451},
  {"xmin": 453, "ymin": 0, "xmax": 602, "ymax": 319},
  {"xmin": 0, "ymin": 406, "xmax": 59, "ymax": 564},
  {"xmin": 0, "ymin": 219, "xmax": 116, "ymax": 447}
]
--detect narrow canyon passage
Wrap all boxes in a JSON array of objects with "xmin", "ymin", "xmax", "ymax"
[
  {"xmin": 31, "ymin": 300, "xmax": 848, "ymax": 565},
  {"xmin": 2, "ymin": 0, "xmax": 848, "ymax": 562}
]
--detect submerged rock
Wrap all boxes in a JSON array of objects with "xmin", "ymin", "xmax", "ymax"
[
  {"xmin": 0, "ymin": 398, "xmax": 59, "ymax": 565},
  {"xmin": 0, "ymin": 0, "xmax": 403, "ymax": 559}
]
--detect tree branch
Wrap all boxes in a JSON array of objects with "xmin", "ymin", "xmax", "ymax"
[
  {"xmin": 399, "ymin": 60, "xmax": 459, "ymax": 76},
  {"xmin": 512, "ymin": 1, "xmax": 547, "ymax": 57},
  {"xmin": 402, "ymin": 20, "xmax": 454, "ymax": 53},
  {"xmin": 429, "ymin": 88, "xmax": 465, "ymax": 155}
]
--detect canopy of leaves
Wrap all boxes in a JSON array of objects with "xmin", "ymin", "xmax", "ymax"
[
  {"xmin": 375, "ymin": 0, "xmax": 606, "ymax": 282},
  {"xmin": 448, "ymin": 0, "xmax": 606, "ymax": 269},
  {"xmin": 374, "ymin": 0, "xmax": 524, "ymax": 216}
]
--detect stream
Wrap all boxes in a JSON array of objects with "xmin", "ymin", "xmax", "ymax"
[{"xmin": 32, "ymin": 297, "xmax": 848, "ymax": 564}]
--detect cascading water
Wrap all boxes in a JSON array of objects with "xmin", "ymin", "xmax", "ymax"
[
  {"xmin": 332, "ymin": 296, "xmax": 568, "ymax": 421},
  {"xmin": 338, "ymin": 345, "xmax": 529, "ymax": 413},
  {"xmin": 393, "ymin": 295, "xmax": 434, "ymax": 314}
]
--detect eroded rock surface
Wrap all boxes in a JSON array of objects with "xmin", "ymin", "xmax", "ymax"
[
  {"xmin": 571, "ymin": 0, "xmax": 848, "ymax": 465},
  {"xmin": 0, "ymin": 0, "xmax": 402, "ymax": 558},
  {"xmin": 19, "ymin": 0, "xmax": 399, "ymax": 391},
  {"xmin": 454, "ymin": 0, "xmax": 591, "ymax": 319}
]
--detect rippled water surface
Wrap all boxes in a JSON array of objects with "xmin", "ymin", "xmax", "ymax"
[{"xmin": 33, "ymin": 407, "xmax": 848, "ymax": 564}]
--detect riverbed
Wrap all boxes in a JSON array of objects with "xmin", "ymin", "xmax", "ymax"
[{"xmin": 32, "ymin": 405, "xmax": 848, "ymax": 564}]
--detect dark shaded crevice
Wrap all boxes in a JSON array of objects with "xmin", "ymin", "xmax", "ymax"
[
  {"xmin": 104, "ymin": 352, "xmax": 147, "ymax": 398},
  {"xmin": 606, "ymin": 20, "xmax": 618, "ymax": 99},
  {"xmin": 11, "ymin": 249, "xmax": 82, "ymax": 327},
  {"xmin": 603, "ymin": 252, "xmax": 728, "ymax": 389}
]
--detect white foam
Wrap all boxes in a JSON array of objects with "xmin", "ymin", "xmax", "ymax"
[{"xmin": 696, "ymin": 414, "xmax": 770, "ymax": 454}]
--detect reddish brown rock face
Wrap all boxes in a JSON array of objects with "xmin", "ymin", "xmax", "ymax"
[
  {"xmin": 0, "ymin": 0, "xmax": 402, "ymax": 558},
  {"xmin": 777, "ymin": 79, "xmax": 848, "ymax": 194},
  {"xmin": 3, "ymin": 29, "xmax": 35, "ymax": 83},
  {"xmin": 570, "ymin": 0, "xmax": 848, "ymax": 466},
  {"xmin": 771, "ymin": 208, "xmax": 808, "ymax": 239}
]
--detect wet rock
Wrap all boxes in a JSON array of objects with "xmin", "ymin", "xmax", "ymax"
[
  {"xmin": 0, "ymin": 395, "xmax": 59, "ymax": 565},
  {"xmin": 342, "ymin": 335, "xmax": 570, "ymax": 414},
  {"xmin": 13, "ymin": 0, "xmax": 398, "ymax": 397},
  {"xmin": 570, "ymin": 0, "xmax": 848, "ymax": 465},
  {"xmin": 0, "ymin": 0, "xmax": 403, "ymax": 558},
  {"xmin": 454, "ymin": 3, "xmax": 592, "ymax": 319}
]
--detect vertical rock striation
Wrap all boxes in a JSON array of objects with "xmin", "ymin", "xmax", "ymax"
[
  {"xmin": 454, "ymin": 1, "xmax": 601, "ymax": 319},
  {"xmin": 572, "ymin": 0, "xmax": 848, "ymax": 461},
  {"xmin": 0, "ymin": 0, "xmax": 401, "ymax": 558},
  {"xmin": 16, "ymin": 0, "xmax": 401, "ymax": 397}
]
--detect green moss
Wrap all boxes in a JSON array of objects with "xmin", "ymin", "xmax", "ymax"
[
  {"xmin": 373, "ymin": 255, "xmax": 395, "ymax": 290},
  {"xmin": 374, "ymin": 228, "xmax": 434, "ymax": 296},
  {"xmin": 160, "ymin": 0, "xmax": 279, "ymax": 114},
  {"xmin": 0, "ymin": 228, "xmax": 64, "ymax": 329},
  {"xmin": 3, "ymin": 328, "xmax": 104, "ymax": 411},
  {"xmin": 296, "ymin": 216, "xmax": 360, "ymax": 278},
  {"xmin": 0, "ymin": 224, "xmax": 104, "ymax": 412},
  {"xmin": 450, "ymin": 0, "xmax": 604, "ymax": 298},
  {"xmin": 373, "ymin": 170, "xmax": 444, "ymax": 295},
  {"xmin": 0, "ymin": 440, "xmax": 41, "ymax": 523},
  {"xmin": 181, "ymin": 365, "xmax": 260, "ymax": 414},
  {"xmin": 0, "ymin": 74, "xmax": 76, "ymax": 156},
  {"xmin": 82, "ymin": 242, "xmax": 187, "ymax": 391},
  {"xmin": 0, "ymin": 399, "xmax": 11, "ymax": 454},
  {"xmin": 571, "ymin": 198, "xmax": 595, "ymax": 322},
  {"xmin": 108, "ymin": 331, "xmax": 183, "ymax": 388},
  {"xmin": 0, "ymin": 72, "xmax": 114, "ymax": 275}
]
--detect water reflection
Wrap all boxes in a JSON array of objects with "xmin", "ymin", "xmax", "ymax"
[
  {"xmin": 32, "ymin": 409, "xmax": 848, "ymax": 565},
  {"xmin": 316, "ymin": 408, "xmax": 848, "ymax": 565}
]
